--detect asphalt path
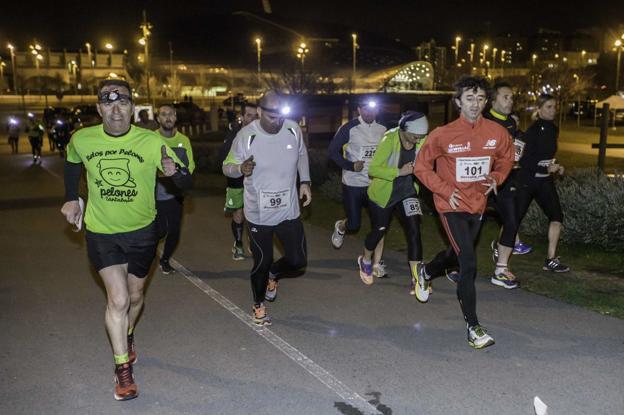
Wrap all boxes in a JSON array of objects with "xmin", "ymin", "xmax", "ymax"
[{"xmin": 1, "ymin": 150, "xmax": 623, "ymax": 415}]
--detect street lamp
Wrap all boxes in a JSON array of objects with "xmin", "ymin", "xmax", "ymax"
[
  {"xmin": 500, "ymin": 50, "xmax": 506, "ymax": 77},
  {"xmin": 573, "ymin": 73, "xmax": 581, "ymax": 127},
  {"xmin": 140, "ymin": 9, "xmax": 153, "ymax": 102},
  {"xmin": 454, "ymin": 36, "xmax": 461, "ymax": 64},
  {"xmin": 105, "ymin": 43, "xmax": 113, "ymax": 67},
  {"xmin": 296, "ymin": 42, "xmax": 309, "ymax": 71},
  {"xmin": 85, "ymin": 42, "xmax": 94, "ymax": 68},
  {"xmin": 255, "ymin": 37, "xmax": 262, "ymax": 73},
  {"xmin": 352, "ymin": 33, "xmax": 358, "ymax": 79},
  {"xmin": 532, "ymin": 53, "xmax": 538, "ymax": 67},
  {"xmin": 482, "ymin": 44, "xmax": 489, "ymax": 65},
  {"xmin": 7, "ymin": 43, "xmax": 18, "ymax": 95},
  {"xmin": 469, "ymin": 43, "xmax": 475, "ymax": 64},
  {"xmin": 492, "ymin": 48, "xmax": 497, "ymax": 70},
  {"xmin": 615, "ymin": 39, "xmax": 623, "ymax": 93}
]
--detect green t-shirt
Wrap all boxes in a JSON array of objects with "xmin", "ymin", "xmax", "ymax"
[
  {"xmin": 160, "ymin": 130, "xmax": 195, "ymax": 173},
  {"xmin": 67, "ymin": 124, "xmax": 181, "ymax": 234}
]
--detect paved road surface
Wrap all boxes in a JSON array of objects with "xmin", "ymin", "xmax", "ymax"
[{"xmin": 1, "ymin": 151, "xmax": 623, "ymax": 415}]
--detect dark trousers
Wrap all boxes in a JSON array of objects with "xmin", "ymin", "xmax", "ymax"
[
  {"xmin": 364, "ymin": 199, "xmax": 422, "ymax": 262},
  {"xmin": 156, "ymin": 197, "xmax": 184, "ymax": 261},
  {"xmin": 248, "ymin": 218, "xmax": 307, "ymax": 305},
  {"xmin": 425, "ymin": 212, "xmax": 483, "ymax": 327}
]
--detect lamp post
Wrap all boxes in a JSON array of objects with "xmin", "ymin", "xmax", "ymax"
[
  {"xmin": 140, "ymin": 9, "xmax": 153, "ymax": 103},
  {"xmin": 455, "ymin": 36, "xmax": 461, "ymax": 64},
  {"xmin": 352, "ymin": 33, "xmax": 358, "ymax": 78},
  {"xmin": 8, "ymin": 44, "xmax": 18, "ymax": 95},
  {"xmin": 482, "ymin": 44, "xmax": 489, "ymax": 65},
  {"xmin": 296, "ymin": 42, "xmax": 309, "ymax": 71},
  {"xmin": 492, "ymin": 48, "xmax": 497, "ymax": 70},
  {"xmin": 469, "ymin": 43, "xmax": 475, "ymax": 65},
  {"xmin": 105, "ymin": 43, "xmax": 113, "ymax": 67},
  {"xmin": 255, "ymin": 37, "xmax": 262, "ymax": 73},
  {"xmin": 500, "ymin": 50, "xmax": 506, "ymax": 77},
  {"xmin": 573, "ymin": 73, "xmax": 581, "ymax": 127},
  {"xmin": 615, "ymin": 39, "xmax": 623, "ymax": 93},
  {"xmin": 0, "ymin": 61, "xmax": 5, "ymax": 93}
]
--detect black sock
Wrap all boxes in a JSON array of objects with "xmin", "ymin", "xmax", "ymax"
[{"xmin": 232, "ymin": 220, "xmax": 244, "ymax": 245}]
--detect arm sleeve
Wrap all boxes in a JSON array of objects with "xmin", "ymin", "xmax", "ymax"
[
  {"xmin": 296, "ymin": 125, "xmax": 311, "ymax": 182},
  {"xmin": 222, "ymin": 131, "xmax": 245, "ymax": 178},
  {"xmin": 183, "ymin": 137, "xmax": 196, "ymax": 174},
  {"xmin": 490, "ymin": 133, "xmax": 514, "ymax": 185},
  {"xmin": 414, "ymin": 132, "xmax": 455, "ymax": 201},
  {"xmin": 368, "ymin": 135, "xmax": 399, "ymax": 181},
  {"xmin": 327, "ymin": 123, "xmax": 354, "ymax": 171},
  {"xmin": 64, "ymin": 161, "xmax": 82, "ymax": 202},
  {"xmin": 518, "ymin": 127, "xmax": 548, "ymax": 174}
]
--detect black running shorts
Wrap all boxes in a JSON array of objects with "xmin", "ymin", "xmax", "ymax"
[{"xmin": 86, "ymin": 222, "xmax": 159, "ymax": 278}]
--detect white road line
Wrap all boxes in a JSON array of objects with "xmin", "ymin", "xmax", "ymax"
[{"xmin": 169, "ymin": 257, "xmax": 382, "ymax": 415}]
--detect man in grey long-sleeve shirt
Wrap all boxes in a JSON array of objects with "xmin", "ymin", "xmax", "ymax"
[{"xmin": 223, "ymin": 91, "xmax": 311, "ymax": 325}]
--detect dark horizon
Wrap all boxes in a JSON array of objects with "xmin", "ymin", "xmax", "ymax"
[{"xmin": 1, "ymin": 0, "xmax": 621, "ymax": 59}]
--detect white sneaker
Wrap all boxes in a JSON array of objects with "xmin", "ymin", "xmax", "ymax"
[
  {"xmin": 411, "ymin": 262, "xmax": 429, "ymax": 303},
  {"xmin": 372, "ymin": 260, "xmax": 387, "ymax": 278},
  {"xmin": 467, "ymin": 325, "xmax": 495, "ymax": 349},
  {"xmin": 331, "ymin": 220, "xmax": 345, "ymax": 249}
]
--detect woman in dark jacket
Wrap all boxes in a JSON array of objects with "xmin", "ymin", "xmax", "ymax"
[{"xmin": 516, "ymin": 94, "xmax": 569, "ymax": 273}]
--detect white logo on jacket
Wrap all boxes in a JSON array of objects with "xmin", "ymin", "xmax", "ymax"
[
  {"xmin": 448, "ymin": 142, "xmax": 471, "ymax": 153},
  {"xmin": 483, "ymin": 139, "xmax": 497, "ymax": 149}
]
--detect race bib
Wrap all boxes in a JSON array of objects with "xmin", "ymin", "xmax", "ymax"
[
  {"xmin": 402, "ymin": 197, "xmax": 422, "ymax": 216},
  {"xmin": 513, "ymin": 139, "xmax": 525, "ymax": 162},
  {"xmin": 260, "ymin": 189, "xmax": 290, "ymax": 213},
  {"xmin": 456, "ymin": 156, "xmax": 491, "ymax": 182},
  {"xmin": 360, "ymin": 145, "xmax": 377, "ymax": 161}
]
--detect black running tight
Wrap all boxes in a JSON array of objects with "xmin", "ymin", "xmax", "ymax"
[{"xmin": 248, "ymin": 218, "xmax": 307, "ymax": 305}]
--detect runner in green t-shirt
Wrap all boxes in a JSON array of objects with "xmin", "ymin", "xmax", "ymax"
[
  {"xmin": 155, "ymin": 103, "xmax": 195, "ymax": 274},
  {"xmin": 60, "ymin": 79, "xmax": 183, "ymax": 401}
]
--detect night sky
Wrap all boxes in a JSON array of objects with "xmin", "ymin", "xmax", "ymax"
[{"xmin": 1, "ymin": 0, "xmax": 621, "ymax": 58}]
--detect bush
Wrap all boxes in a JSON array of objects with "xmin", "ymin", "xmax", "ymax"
[
  {"xmin": 520, "ymin": 168, "xmax": 624, "ymax": 252},
  {"xmin": 319, "ymin": 171, "xmax": 343, "ymax": 202}
]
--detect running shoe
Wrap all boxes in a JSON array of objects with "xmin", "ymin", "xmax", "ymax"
[
  {"xmin": 372, "ymin": 260, "xmax": 387, "ymax": 278},
  {"xmin": 331, "ymin": 220, "xmax": 345, "ymax": 249},
  {"xmin": 467, "ymin": 325, "xmax": 495, "ymax": 349},
  {"xmin": 232, "ymin": 243, "xmax": 245, "ymax": 261},
  {"xmin": 513, "ymin": 241, "xmax": 533, "ymax": 255},
  {"xmin": 491, "ymin": 269, "xmax": 519, "ymax": 289},
  {"xmin": 490, "ymin": 240, "xmax": 499, "ymax": 263},
  {"xmin": 265, "ymin": 275, "xmax": 278, "ymax": 302},
  {"xmin": 358, "ymin": 255, "xmax": 373, "ymax": 285},
  {"xmin": 159, "ymin": 259, "xmax": 175, "ymax": 275},
  {"xmin": 252, "ymin": 303, "xmax": 272, "ymax": 326},
  {"xmin": 543, "ymin": 257, "xmax": 570, "ymax": 273},
  {"xmin": 128, "ymin": 333, "xmax": 137, "ymax": 365},
  {"xmin": 411, "ymin": 262, "xmax": 429, "ymax": 303},
  {"xmin": 114, "ymin": 363, "xmax": 138, "ymax": 401},
  {"xmin": 446, "ymin": 269, "xmax": 460, "ymax": 284}
]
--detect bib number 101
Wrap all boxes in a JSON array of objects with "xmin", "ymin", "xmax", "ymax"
[{"xmin": 464, "ymin": 165, "xmax": 483, "ymax": 176}]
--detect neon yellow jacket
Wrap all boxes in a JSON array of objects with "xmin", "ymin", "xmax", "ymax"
[{"xmin": 367, "ymin": 127, "xmax": 426, "ymax": 208}]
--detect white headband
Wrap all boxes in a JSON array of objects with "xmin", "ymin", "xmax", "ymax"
[{"xmin": 404, "ymin": 116, "xmax": 428, "ymax": 135}]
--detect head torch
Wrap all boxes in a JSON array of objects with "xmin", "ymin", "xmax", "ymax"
[{"xmin": 98, "ymin": 90, "xmax": 132, "ymax": 104}]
